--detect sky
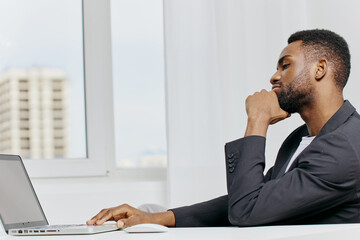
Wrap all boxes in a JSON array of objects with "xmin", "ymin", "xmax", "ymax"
[{"xmin": 0, "ymin": 0, "xmax": 167, "ymax": 164}]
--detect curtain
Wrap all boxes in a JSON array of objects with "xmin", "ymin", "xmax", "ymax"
[{"xmin": 163, "ymin": 0, "xmax": 318, "ymax": 207}]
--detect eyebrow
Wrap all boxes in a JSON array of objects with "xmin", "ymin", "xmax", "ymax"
[{"xmin": 277, "ymin": 54, "xmax": 291, "ymax": 68}]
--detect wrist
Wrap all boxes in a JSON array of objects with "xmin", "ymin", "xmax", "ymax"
[
  {"xmin": 152, "ymin": 211, "xmax": 175, "ymax": 227},
  {"xmin": 244, "ymin": 116, "xmax": 269, "ymax": 137}
]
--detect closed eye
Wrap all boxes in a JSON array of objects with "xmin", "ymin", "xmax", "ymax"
[{"xmin": 282, "ymin": 64, "xmax": 290, "ymax": 70}]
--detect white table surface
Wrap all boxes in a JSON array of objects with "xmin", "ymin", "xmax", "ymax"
[{"xmin": 1, "ymin": 224, "xmax": 360, "ymax": 240}]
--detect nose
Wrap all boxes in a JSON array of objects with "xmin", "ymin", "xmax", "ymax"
[{"xmin": 270, "ymin": 70, "xmax": 281, "ymax": 85}]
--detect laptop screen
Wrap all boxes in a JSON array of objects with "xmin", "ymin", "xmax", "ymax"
[{"xmin": 0, "ymin": 155, "xmax": 47, "ymax": 232}]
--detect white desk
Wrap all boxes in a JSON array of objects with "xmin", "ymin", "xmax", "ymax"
[{"xmin": 1, "ymin": 224, "xmax": 360, "ymax": 240}]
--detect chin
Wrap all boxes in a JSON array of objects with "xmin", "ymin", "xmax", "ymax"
[{"xmin": 272, "ymin": 88, "xmax": 281, "ymax": 96}]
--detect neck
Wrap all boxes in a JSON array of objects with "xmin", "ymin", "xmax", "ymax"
[{"xmin": 300, "ymin": 95, "xmax": 344, "ymax": 136}]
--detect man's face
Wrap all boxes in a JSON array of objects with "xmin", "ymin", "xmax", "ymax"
[{"xmin": 270, "ymin": 41, "xmax": 315, "ymax": 114}]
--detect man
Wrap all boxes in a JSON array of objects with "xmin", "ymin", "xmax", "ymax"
[{"xmin": 87, "ymin": 29, "xmax": 360, "ymax": 228}]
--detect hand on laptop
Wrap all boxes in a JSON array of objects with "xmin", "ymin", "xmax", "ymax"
[{"xmin": 86, "ymin": 204, "xmax": 175, "ymax": 228}]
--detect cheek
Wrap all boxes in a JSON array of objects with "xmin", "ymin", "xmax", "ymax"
[{"xmin": 281, "ymin": 71, "xmax": 294, "ymax": 85}]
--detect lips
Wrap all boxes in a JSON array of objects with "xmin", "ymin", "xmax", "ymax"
[{"xmin": 272, "ymin": 85, "xmax": 281, "ymax": 90}]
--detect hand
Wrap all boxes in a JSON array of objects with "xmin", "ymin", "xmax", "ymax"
[
  {"xmin": 86, "ymin": 204, "xmax": 175, "ymax": 228},
  {"xmin": 245, "ymin": 90, "xmax": 290, "ymax": 137}
]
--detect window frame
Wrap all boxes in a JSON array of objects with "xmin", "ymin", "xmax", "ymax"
[{"xmin": 23, "ymin": 0, "xmax": 115, "ymax": 178}]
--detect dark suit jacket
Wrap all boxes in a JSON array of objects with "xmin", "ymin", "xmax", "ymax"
[{"xmin": 171, "ymin": 100, "xmax": 360, "ymax": 227}]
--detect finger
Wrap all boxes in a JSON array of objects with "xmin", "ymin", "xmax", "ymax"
[
  {"xmin": 86, "ymin": 209, "xmax": 110, "ymax": 225},
  {"xmin": 86, "ymin": 219, "xmax": 95, "ymax": 225},
  {"xmin": 270, "ymin": 112, "xmax": 291, "ymax": 125},
  {"xmin": 96, "ymin": 205, "xmax": 132, "ymax": 225},
  {"xmin": 96, "ymin": 210, "xmax": 115, "ymax": 225}
]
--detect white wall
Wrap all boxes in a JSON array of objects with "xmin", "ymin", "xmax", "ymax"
[
  {"xmin": 31, "ymin": 175, "xmax": 166, "ymax": 224},
  {"xmin": 165, "ymin": 0, "xmax": 360, "ymax": 208},
  {"xmin": 305, "ymin": 0, "xmax": 360, "ymax": 110}
]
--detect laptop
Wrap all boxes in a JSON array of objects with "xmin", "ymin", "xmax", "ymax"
[{"xmin": 0, "ymin": 154, "xmax": 119, "ymax": 235}]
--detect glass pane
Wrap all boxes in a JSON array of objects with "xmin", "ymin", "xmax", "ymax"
[
  {"xmin": 0, "ymin": 0, "xmax": 87, "ymax": 159},
  {"xmin": 111, "ymin": 0, "xmax": 167, "ymax": 168}
]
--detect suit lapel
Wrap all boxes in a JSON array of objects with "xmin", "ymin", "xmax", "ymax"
[
  {"xmin": 272, "ymin": 101, "xmax": 356, "ymax": 179},
  {"xmin": 271, "ymin": 125, "xmax": 308, "ymax": 179}
]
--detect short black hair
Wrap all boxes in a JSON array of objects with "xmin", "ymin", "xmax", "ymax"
[{"xmin": 288, "ymin": 29, "xmax": 351, "ymax": 90}]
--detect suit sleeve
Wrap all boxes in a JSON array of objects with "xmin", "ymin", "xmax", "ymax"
[
  {"xmin": 225, "ymin": 134, "xmax": 359, "ymax": 226},
  {"xmin": 169, "ymin": 150, "xmax": 274, "ymax": 227},
  {"xmin": 170, "ymin": 195, "xmax": 231, "ymax": 227}
]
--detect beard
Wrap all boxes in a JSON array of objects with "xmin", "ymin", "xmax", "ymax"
[{"xmin": 276, "ymin": 69, "xmax": 314, "ymax": 114}]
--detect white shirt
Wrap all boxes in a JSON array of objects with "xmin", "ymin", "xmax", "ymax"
[{"xmin": 284, "ymin": 136, "xmax": 316, "ymax": 173}]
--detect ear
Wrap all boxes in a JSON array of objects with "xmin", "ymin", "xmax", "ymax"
[{"xmin": 315, "ymin": 59, "xmax": 327, "ymax": 80}]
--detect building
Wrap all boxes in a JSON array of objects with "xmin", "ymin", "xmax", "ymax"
[{"xmin": 0, "ymin": 68, "xmax": 69, "ymax": 159}]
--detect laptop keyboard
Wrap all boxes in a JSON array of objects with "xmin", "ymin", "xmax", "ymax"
[{"xmin": 27, "ymin": 224, "xmax": 86, "ymax": 229}]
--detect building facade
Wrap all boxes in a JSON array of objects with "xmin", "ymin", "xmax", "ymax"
[{"xmin": 0, "ymin": 68, "xmax": 69, "ymax": 159}]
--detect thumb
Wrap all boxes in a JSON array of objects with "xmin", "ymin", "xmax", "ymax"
[
  {"xmin": 117, "ymin": 216, "xmax": 141, "ymax": 229},
  {"xmin": 116, "ymin": 220, "xmax": 125, "ymax": 228}
]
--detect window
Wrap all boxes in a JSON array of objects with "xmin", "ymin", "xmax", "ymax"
[
  {"xmin": 0, "ymin": 0, "xmax": 165, "ymax": 176},
  {"xmin": 0, "ymin": 0, "xmax": 115, "ymax": 177},
  {"xmin": 0, "ymin": 0, "xmax": 86, "ymax": 160},
  {"xmin": 111, "ymin": 0, "xmax": 167, "ymax": 168}
]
